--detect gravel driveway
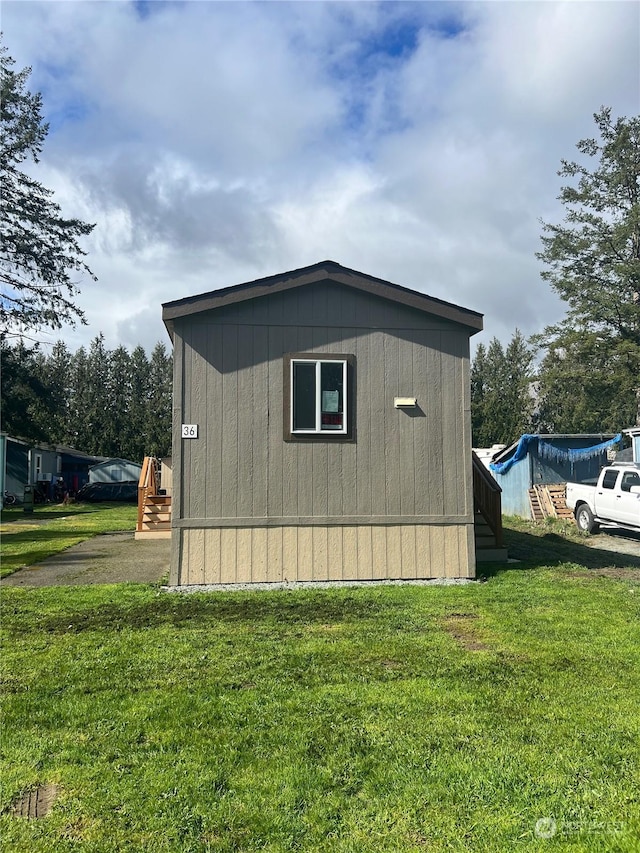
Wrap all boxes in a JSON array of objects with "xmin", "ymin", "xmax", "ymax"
[
  {"xmin": 1, "ymin": 533, "xmax": 170, "ymax": 587},
  {"xmin": 586, "ymin": 526, "xmax": 640, "ymax": 559}
]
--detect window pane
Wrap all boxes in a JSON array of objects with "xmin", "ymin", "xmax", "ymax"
[
  {"xmin": 621, "ymin": 473, "xmax": 640, "ymax": 492},
  {"xmin": 602, "ymin": 470, "xmax": 618, "ymax": 490},
  {"xmin": 320, "ymin": 361, "xmax": 344, "ymax": 430},
  {"xmin": 293, "ymin": 362, "xmax": 316, "ymax": 430}
]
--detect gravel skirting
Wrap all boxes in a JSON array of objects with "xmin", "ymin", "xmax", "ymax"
[{"xmin": 162, "ymin": 577, "xmax": 475, "ymax": 594}]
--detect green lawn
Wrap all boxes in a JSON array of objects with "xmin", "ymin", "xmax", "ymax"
[
  {"xmin": 1, "ymin": 521, "xmax": 639, "ymax": 851},
  {"xmin": 0, "ymin": 503, "xmax": 138, "ymax": 578}
]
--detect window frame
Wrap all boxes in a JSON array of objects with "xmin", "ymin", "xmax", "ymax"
[
  {"xmin": 283, "ymin": 353, "xmax": 355, "ymax": 442},
  {"xmin": 621, "ymin": 471, "xmax": 640, "ymax": 492}
]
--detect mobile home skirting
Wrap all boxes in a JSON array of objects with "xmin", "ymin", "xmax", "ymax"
[{"xmin": 169, "ymin": 522, "xmax": 476, "ymax": 585}]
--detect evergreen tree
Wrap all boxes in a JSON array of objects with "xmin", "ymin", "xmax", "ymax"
[
  {"xmin": 32, "ymin": 340, "xmax": 73, "ymax": 444},
  {"xmin": 127, "ymin": 346, "xmax": 150, "ymax": 462},
  {"xmin": 147, "ymin": 342, "xmax": 172, "ymax": 458},
  {"xmin": 470, "ymin": 342, "xmax": 487, "ymax": 446},
  {"xmin": 471, "ymin": 330, "xmax": 534, "ymax": 446},
  {"xmin": 0, "ymin": 44, "xmax": 96, "ymax": 334},
  {"xmin": 536, "ymin": 107, "xmax": 640, "ymax": 427},
  {"xmin": 0, "ymin": 339, "xmax": 52, "ymax": 442},
  {"xmin": 1, "ymin": 336, "xmax": 172, "ymax": 460},
  {"xmin": 80, "ymin": 335, "xmax": 111, "ymax": 456},
  {"xmin": 108, "ymin": 345, "xmax": 135, "ymax": 458},
  {"xmin": 67, "ymin": 344, "xmax": 92, "ymax": 452},
  {"xmin": 534, "ymin": 331, "xmax": 637, "ymax": 433}
]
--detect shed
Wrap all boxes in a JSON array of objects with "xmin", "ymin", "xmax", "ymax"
[
  {"xmin": 490, "ymin": 433, "xmax": 620, "ymax": 518},
  {"xmin": 163, "ymin": 260, "xmax": 483, "ymax": 586},
  {"xmin": 89, "ymin": 458, "xmax": 142, "ymax": 484}
]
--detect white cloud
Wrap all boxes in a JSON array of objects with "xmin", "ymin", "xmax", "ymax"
[{"xmin": 2, "ymin": 0, "xmax": 638, "ymax": 356}]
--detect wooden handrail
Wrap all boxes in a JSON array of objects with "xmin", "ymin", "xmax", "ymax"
[
  {"xmin": 472, "ymin": 451, "xmax": 503, "ymax": 547},
  {"xmin": 137, "ymin": 457, "xmax": 159, "ymax": 532}
]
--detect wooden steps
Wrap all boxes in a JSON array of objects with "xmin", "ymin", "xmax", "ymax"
[
  {"xmin": 472, "ymin": 454, "xmax": 508, "ymax": 563},
  {"xmin": 135, "ymin": 457, "xmax": 172, "ymax": 540},
  {"xmin": 135, "ymin": 494, "xmax": 172, "ymax": 539},
  {"xmin": 528, "ymin": 484, "xmax": 573, "ymax": 521},
  {"xmin": 474, "ymin": 512, "xmax": 509, "ymax": 562}
]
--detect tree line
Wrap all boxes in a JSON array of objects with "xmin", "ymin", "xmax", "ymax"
[
  {"xmin": 2, "ymin": 336, "xmax": 173, "ymax": 462},
  {"xmin": 470, "ymin": 327, "xmax": 639, "ymax": 448}
]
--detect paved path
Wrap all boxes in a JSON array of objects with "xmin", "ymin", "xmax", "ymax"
[{"xmin": 1, "ymin": 533, "xmax": 170, "ymax": 587}]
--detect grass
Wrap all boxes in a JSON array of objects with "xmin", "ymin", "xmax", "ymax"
[
  {"xmin": 1, "ymin": 519, "xmax": 639, "ymax": 851},
  {"xmin": 0, "ymin": 503, "xmax": 138, "ymax": 578}
]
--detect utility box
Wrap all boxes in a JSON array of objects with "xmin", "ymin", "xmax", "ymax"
[{"xmin": 23, "ymin": 485, "xmax": 34, "ymax": 514}]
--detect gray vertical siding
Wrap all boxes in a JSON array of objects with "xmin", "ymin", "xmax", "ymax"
[{"xmin": 170, "ymin": 280, "xmax": 476, "ymax": 583}]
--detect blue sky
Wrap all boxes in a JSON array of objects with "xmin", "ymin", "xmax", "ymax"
[{"xmin": 3, "ymin": 0, "xmax": 639, "ymax": 355}]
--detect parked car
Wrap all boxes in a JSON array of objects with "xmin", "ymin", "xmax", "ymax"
[
  {"xmin": 565, "ymin": 464, "xmax": 640, "ymax": 533},
  {"xmin": 75, "ymin": 481, "xmax": 138, "ymax": 503}
]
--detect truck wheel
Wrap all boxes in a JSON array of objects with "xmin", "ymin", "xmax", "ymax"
[{"xmin": 575, "ymin": 504, "xmax": 598, "ymax": 534}]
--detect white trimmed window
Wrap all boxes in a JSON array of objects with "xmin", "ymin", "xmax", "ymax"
[{"xmin": 285, "ymin": 354, "xmax": 353, "ymax": 439}]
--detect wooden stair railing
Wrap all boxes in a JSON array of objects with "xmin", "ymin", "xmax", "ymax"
[
  {"xmin": 137, "ymin": 456, "xmax": 156, "ymax": 530},
  {"xmin": 472, "ymin": 451, "xmax": 504, "ymax": 548},
  {"xmin": 136, "ymin": 457, "xmax": 171, "ymax": 538}
]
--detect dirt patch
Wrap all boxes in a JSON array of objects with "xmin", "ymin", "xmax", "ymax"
[
  {"xmin": 381, "ymin": 659, "xmax": 404, "ymax": 670},
  {"xmin": 10, "ymin": 783, "xmax": 59, "ymax": 818},
  {"xmin": 441, "ymin": 613, "xmax": 488, "ymax": 651},
  {"xmin": 590, "ymin": 567, "xmax": 640, "ymax": 580},
  {"xmin": 566, "ymin": 567, "xmax": 640, "ymax": 582},
  {"xmin": 0, "ymin": 533, "xmax": 170, "ymax": 587}
]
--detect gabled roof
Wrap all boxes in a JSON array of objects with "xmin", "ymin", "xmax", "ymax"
[
  {"xmin": 55, "ymin": 445, "xmax": 107, "ymax": 463},
  {"xmin": 89, "ymin": 457, "xmax": 142, "ymax": 471},
  {"xmin": 0, "ymin": 434, "xmax": 105, "ymax": 462},
  {"xmin": 162, "ymin": 260, "xmax": 483, "ymax": 338}
]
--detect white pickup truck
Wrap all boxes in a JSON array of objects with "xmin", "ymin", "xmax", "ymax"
[{"xmin": 565, "ymin": 464, "xmax": 640, "ymax": 533}]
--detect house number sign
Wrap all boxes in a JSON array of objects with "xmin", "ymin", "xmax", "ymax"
[{"xmin": 181, "ymin": 424, "xmax": 199, "ymax": 439}]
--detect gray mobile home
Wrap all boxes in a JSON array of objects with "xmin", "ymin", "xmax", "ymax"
[
  {"xmin": 89, "ymin": 457, "xmax": 142, "ymax": 484},
  {"xmin": 163, "ymin": 261, "xmax": 483, "ymax": 586}
]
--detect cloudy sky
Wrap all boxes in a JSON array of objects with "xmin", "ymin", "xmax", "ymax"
[{"xmin": 4, "ymin": 0, "xmax": 639, "ymax": 355}]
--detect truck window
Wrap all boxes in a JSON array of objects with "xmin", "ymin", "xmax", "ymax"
[
  {"xmin": 602, "ymin": 469, "xmax": 619, "ymax": 490},
  {"xmin": 621, "ymin": 471, "xmax": 640, "ymax": 492}
]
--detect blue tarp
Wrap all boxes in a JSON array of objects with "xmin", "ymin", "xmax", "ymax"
[
  {"xmin": 490, "ymin": 434, "xmax": 538, "ymax": 475},
  {"xmin": 538, "ymin": 434, "xmax": 622, "ymax": 464},
  {"xmin": 490, "ymin": 434, "xmax": 622, "ymax": 476}
]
